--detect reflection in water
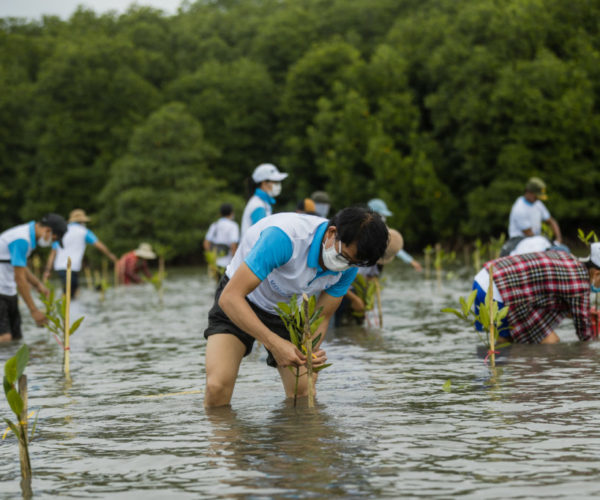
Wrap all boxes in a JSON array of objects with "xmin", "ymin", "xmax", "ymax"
[
  {"xmin": 1, "ymin": 266, "xmax": 600, "ymax": 497},
  {"xmin": 205, "ymin": 401, "xmax": 376, "ymax": 497}
]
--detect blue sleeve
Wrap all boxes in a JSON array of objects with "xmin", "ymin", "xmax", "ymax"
[
  {"xmin": 245, "ymin": 227, "xmax": 293, "ymax": 280},
  {"xmin": 52, "ymin": 241, "xmax": 60, "ymax": 250},
  {"xmin": 85, "ymin": 229, "xmax": 98, "ymax": 244},
  {"xmin": 325, "ymin": 267, "xmax": 359, "ymax": 297},
  {"xmin": 7, "ymin": 239, "xmax": 29, "ymax": 267},
  {"xmin": 396, "ymin": 249, "xmax": 414, "ymax": 264},
  {"xmin": 250, "ymin": 206, "xmax": 267, "ymax": 225}
]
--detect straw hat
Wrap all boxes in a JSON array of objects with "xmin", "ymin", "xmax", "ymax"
[
  {"xmin": 134, "ymin": 242, "xmax": 157, "ymax": 259},
  {"xmin": 68, "ymin": 209, "xmax": 91, "ymax": 223},
  {"xmin": 378, "ymin": 228, "xmax": 404, "ymax": 265}
]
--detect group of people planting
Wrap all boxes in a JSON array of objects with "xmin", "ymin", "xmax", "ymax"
[{"xmin": 1, "ymin": 163, "xmax": 598, "ymax": 407}]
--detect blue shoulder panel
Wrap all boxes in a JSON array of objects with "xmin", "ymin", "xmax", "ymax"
[
  {"xmin": 325, "ymin": 267, "xmax": 359, "ymax": 297},
  {"xmin": 245, "ymin": 226, "xmax": 293, "ymax": 281},
  {"xmin": 8, "ymin": 239, "xmax": 29, "ymax": 267}
]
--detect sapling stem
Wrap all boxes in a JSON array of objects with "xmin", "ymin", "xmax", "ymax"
[
  {"xmin": 158, "ymin": 256, "xmax": 165, "ymax": 304},
  {"xmin": 64, "ymin": 258, "xmax": 71, "ymax": 376},
  {"xmin": 487, "ymin": 264, "xmax": 496, "ymax": 367},
  {"xmin": 435, "ymin": 243, "xmax": 442, "ymax": 288},
  {"xmin": 303, "ymin": 294, "xmax": 314, "ymax": 408},
  {"xmin": 374, "ymin": 277, "xmax": 383, "ymax": 327},
  {"xmin": 114, "ymin": 261, "xmax": 119, "ymax": 289},
  {"xmin": 84, "ymin": 267, "xmax": 93, "ymax": 290},
  {"xmin": 18, "ymin": 375, "xmax": 32, "ymax": 491}
]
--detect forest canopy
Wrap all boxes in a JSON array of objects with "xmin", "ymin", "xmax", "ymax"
[{"xmin": 1, "ymin": 0, "xmax": 599, "ymax": 257}]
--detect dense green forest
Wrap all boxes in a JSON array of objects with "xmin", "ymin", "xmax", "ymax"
[{"xmin": 1, "ymin": 0, "xmax": 599, "ymax": 258}]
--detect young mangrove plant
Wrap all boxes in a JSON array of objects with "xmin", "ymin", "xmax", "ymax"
[
  {"xmin": 3, "ymin": 344, "xmax": 37, "ymax": 496},
  {"xmin": 441, "ymin": 265, "xmax": 509, "ymax": 367},
  {"xmin": 434, "ymin": 243, "xmax": 456, "ymax": 285},
  {"xmin": 276, "ymin": 293, "xmax": 331, "ymax": 407},
  {"xmin": 351, "ymin": 274, "xmax": 377, "ymax": 323},
  {"xmin": 39, "ymin": 276, "xmax": 84, "ymax": 376},
  {"xmin": 204, "ymin": 249, "xmax": 225, "ymax": 283},
  {"xmin": 488, "ymin": 233, "xmax": 506, "ymax": 260},
  {"xmin": 578, "ymin": 229, "xmax": 599, "ymax": 335},
  {"xmin": 472, "ymin": 238, "xmax": 487, "ymax": 273}
]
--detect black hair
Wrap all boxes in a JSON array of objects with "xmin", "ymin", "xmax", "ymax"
[
  {"xmin": 328, "ymin": 207, "xmax": 389, "ymax": 266},
  {"xmin": 584, "ymin": 260, "xmax": 600, "ymax": 271},
  {"xmin": 220, "ymin": 203, "xmax": 233, "ymax": 217}
]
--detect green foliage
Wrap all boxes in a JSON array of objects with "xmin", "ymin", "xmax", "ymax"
[
  {"xmin": 351, "ymin": 274, "xmax": 376, "ymax": 318},
  {"xmin": 3, "ymin": 344, "xmax": 28, "ymax": 422},
  {"xmin": 441, "ymin": 289, "xmax": 509, "ymax": 348},
  {"xmin": 39, "ymin": 284, "xmax": 85, "ymax": 346},
  {"xmin": 1, "ymin": 0, "xmax": 600, "ymax": 251},
  {"xmin": 578, "ymin": 229, "xmax": 598, "ymax": 247}
]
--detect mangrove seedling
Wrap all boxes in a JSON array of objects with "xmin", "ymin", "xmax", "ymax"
[
  {"xmin": 441, "ymin": 265, "xmax": 509, "ymax": 366},
  {"xmin": 204, "ymin": 248, "xmax": 225, "ymax": 283},
  {"xmin": 275, "ymin": 293, "xmax": 331, "ymax": 407},
  {"xmin": 423, "ymin": 245, "xmax": 433, "ymax": 279},
  {"xmin": 488, "ymin": 233, "xmax": 506, "ymax": 260},
  {"xmin": 3, "ymin": 344, "xmax": 37, "ymax": 495},
  {"xmin": 578, "ymin": 229, "xmax": 598, "ymax": 247},
  {"xmin": 351, "ymin": 274, "xmax": 376, "ymax": 321},
  {"xmin": 472, "ymin": 238, "xmax": 487, "ymax": 273},
  {"xmin": 434, "ymin": 243, "xmax": 456, "ymax": 285},
  {"xmin": 39, "ymin": 280, "xmax": 84, "ymax": 375}
]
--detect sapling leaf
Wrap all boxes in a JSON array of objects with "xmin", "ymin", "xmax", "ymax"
[
  {"xmin": 60, "ymin": 297, "xmax": 66, "ymax": 320},
  {"xmin": 277, "ymin": 302, "xmax": 291, "ymax": 315},
  {"xmin": 69, "ymin": 317, "xmax": 85, "ymax": 336},
  {"xmin": 4, "ymin": 357, "xmax": 17, "ymax": 385},
  {"xmin": 3, "ymin": 418, "xmax": 18, "ymax": 440},
  {"xmin": 15, "ymin": 344, "xmax": 29, "ymax": 379},
  {"xmin": 30, "ymin": 410, "xmax": 39, "ymax": 442},
  {"xmin": 497, "ymin": 306, "xmax": 509, "ymax": 321},
  {"xmin": 3, "ymin": 375, "xmax": 12, "ymax": 395},
  {"xmin": 442, "ymin": 380, "xmax": 452, "ymax": 392},
  {"xmin": 310, "ymin": 315, "xmax": 325, "ymax": 334},
  {"xmin": 311, "ymin": 333, "xmax": 322, "ymax": 349},
  {"xmin": 313, "ymin": 363, "xmax": 332, "ymax": 373},
  {"xmin": 6, "ymin": 388, "xmax": 23, "ymax": 416},
  {"xmin": 441, "ymin": 308, "xmax": 466, "ymax": 320},
  {"xmin": 466, "ymin": 290, "xmax": 477, "ymax": 312},
  {"xmin": 289, "ymin": 326, "xmax": 300, "ymax": 348}
]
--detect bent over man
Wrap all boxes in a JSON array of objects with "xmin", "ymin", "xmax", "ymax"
[
  {"xmin": 472, "ymin": 246, "xmax": 599, "ymax": 344},
  {"xmin": 203, "ymin": 207, "xmax": 389, "ymax": 407}
]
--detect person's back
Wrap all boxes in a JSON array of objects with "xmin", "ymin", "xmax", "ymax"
[
  {"xmin": 53, "ymin": 223, "xmax": 97, "ymax": 272},
  {"xmin": 508, "ymin": 196, "xmax": 550, "ymax": 238},
  {"xmin": 206, "ymin": 217, "xmax": 240, "ymax": 268},
  {"xmin": 0, "ymin": 222, "xmax": 35, "ymax": 296}
]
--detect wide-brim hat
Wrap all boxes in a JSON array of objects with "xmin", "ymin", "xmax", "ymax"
[
  {"xmin": 252, "ymin": 163, "xmax": 288, "ymax": 183},
  {"xmin": 378, "ymin": 228, "xmax": 404, "ymax": 265},
  {"xmin": 134, "ymin": 242, "xmax": 157, "ymax": 259},
  {"xmin": 68, "ymin": 208, "xmax": 91, "ymax": 223}
]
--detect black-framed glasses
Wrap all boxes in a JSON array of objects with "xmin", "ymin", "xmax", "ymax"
[{"xmin": 334, "ymin": 240, "xmax": 370, "ymax": 267}]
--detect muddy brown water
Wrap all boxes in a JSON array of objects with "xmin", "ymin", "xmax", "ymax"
[{"xmin": 1, "ymin": 265, "xmax": 600, "ymax": 498}]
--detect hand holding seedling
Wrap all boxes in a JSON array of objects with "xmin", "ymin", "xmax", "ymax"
[{"xmin": 268, "ymin": 335, "xmax": 306, "ymax": 368}]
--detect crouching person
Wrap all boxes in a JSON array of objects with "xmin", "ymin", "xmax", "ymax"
[
  {"xmin": 203, "ymin": 207, "xmax": 389, "ymax": 407},
  {"xmin": 472, "ymin": 244, "xmax": 600, "ymax": 344}
]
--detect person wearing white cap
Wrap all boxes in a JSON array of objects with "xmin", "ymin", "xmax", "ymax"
[
  {"xmin": 117, "ymin": 242, "xmax": 156, "ymax": 285},
  {"xmin": 367, "ymin": 199, "xmax": 422, "ymax": 272},
  {"xmin": 240, "ymin": 163, "xmax": 288, "ymax": 237},
  {"xmin": 43, "ymin": 209, "xmax": 118, "ymax": 298},
  {"xmin": 469, "ymin": 243, "xmax": 600, "ymax": 344}
]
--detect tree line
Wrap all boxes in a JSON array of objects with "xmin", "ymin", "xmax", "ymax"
[{"xmin": 1, "ymin": 0, "xmax": 599, "ymax": 259}]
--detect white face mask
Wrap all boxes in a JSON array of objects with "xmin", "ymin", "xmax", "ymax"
[
  {"xmin": 314, "ymin": 203, "xmax": 330, "ymax": 218},
  {"xmin": 269, "ymin": 182, "xmax": 282, "ymax": 197},
  {"xmin": 38, "ymin": 235, "xmax": 52, "ymax": 247},
  {"xmin": 322, "ymin": 236, "xmax": 352, "ymax": 272}
]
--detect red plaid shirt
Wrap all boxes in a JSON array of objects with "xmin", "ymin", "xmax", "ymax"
[{"xmin": 484, "ymin": 251, "xmax": 593, "ymax": 343}]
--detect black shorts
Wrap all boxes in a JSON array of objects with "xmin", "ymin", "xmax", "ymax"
[
  {"xmin": 204, "ymin": 276, "xmax": 291, "ymax": 367},
  {"xmin": 0, "ymin": 293, "xmax": 22, "ymax": 340}
]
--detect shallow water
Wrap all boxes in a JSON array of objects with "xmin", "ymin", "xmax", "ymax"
[{"xmin": 2, "ymin": 265, "xmax": 600, "ymax": 498}]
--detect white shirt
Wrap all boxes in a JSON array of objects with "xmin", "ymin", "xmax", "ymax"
[
  {"xmin": 474, "ymin": 268, "xmax": 503, "ymax": 302},
  {"xmin": 508, "ymin": 196, "xmax": 551, "ymax": 238},
  {"xmin": 227, "ymin": 213, "xmax": 357, "ymax": 314},
  {"xmin": 52, "ymin": 223, "xmax": 98, "ymax": 272},
  {"xmin": 0, "ymin": 222, "xmax": 36, "ymax": 296},
  {"xmin": 241, "ymin": 189, "xmax": 274, "ymax": 237},
  {"xmin": 510, "ymin": 236, "xmax": 552, "ymax": 256},
  {"xmin": 205, "ymin": 217, "xmax": 240, "ymax": 267}
]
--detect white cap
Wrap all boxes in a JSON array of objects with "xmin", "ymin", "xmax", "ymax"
[{"xmin": 252, "ymin": 163, "xmax": 288, "ymax": 183}]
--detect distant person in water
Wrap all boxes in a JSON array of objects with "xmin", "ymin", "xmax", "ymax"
[
  {"xmin": 241, "ymin": 163, "xmax": 288, "ymax": 237},
  {"xmin": 296, "ymin": 198, "xmax": 317, "ymax": 215},
  {"xmin": 0, "ymin": 214, "xmax": 67, "ymax": 342},
  {"xmin": 117, "ymin": 243, "xmax": 156, "ymax": 285},
  {"xmin": 203, "ymin": 207, "xmax": 389, "ymax": 407},
  {"xmin": 311, "ymin": 191, "xmax": 332, "ymax": 218},
  {"xmin": 204, "ymin": 203, "xmax": 240, "ymax": 270},
  {"xmin": 43, "ymin": 209, "xmax": 117, "ymax": 298},
  {"xmin": 471, "ymin": 244, "xmax": 600, "ymax": 344},
  {"xmin": 502, "ymin": 177, "xmax": 563, "ymax": 256}
]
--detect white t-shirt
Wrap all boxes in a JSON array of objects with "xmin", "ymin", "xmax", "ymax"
[
  {"xmin": 0, "ymin": 221, "xmax": 36, "ymax": 296},
  {"xmin": 510, "ymin": 236, "xmax": 552, "ymax": 256},
  {"xmin": 52, "ymin": 223, "xmax": 97, "ymax": 272},
  {"xmin": 474, "ymin": 268, "xmax": 503, "ymax": 302},
  {"xmin": 508, "ymin": 196, "xmax": 551, "ymax": 238},
  {"xmin": 241, "ymin": 189, "xmax": 274, "ymax": 237},
  {"xmin": 205, "ymin": 217, "xmax": 240, "ymax": 267}
]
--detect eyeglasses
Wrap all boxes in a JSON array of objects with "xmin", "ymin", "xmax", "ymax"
[{"xmin": 334, "ymin": 240, "xmax": 370, "ymax": 267}]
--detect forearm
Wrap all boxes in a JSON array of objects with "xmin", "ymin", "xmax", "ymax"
[
  {"xmin": 548, "ymin": 218, "xmax": 562, "ymax": 242},
  {"xmin": 94, "ymin": 241, "xmax": 117, "ymax": 261},
  {"xmin": 219, "ymin": 292, "xmax": 280, "ymax": 349},
  {"xmin": 26, "ymin": 267, "xmax": 44, "ymax": 291},
  {"xmin": 15, "ymin": 272, "xmax": 38, "ymax": 313}
]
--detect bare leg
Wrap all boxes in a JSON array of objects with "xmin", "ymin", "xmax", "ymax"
[
  {"xmin": 277, "ymin": 366, "xmax": 318, "ymax": 399},
  {"xmin": 0, "ymin": 332, "xmax": 12, "ymax": 343},
  {"xmin": 541, "ymin": 331, "xmax": 560, "ymax": 344},
  {"xmin": 204, "ymin": 333, "xmax": 246, "ymax": 408}
]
